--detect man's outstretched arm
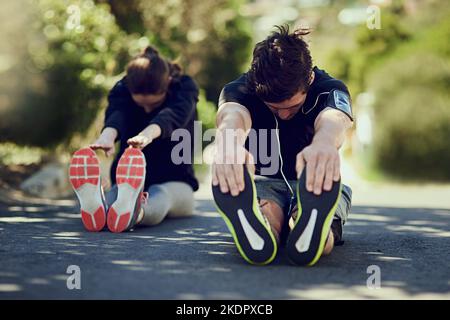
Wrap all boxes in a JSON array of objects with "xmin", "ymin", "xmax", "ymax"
[
  {"xmin": 212, "ymin": 102, "xmax": 252, "ymax": 196},
  {"xmin": 296, "ymin": 107, "xmax": 354, "ymax": 195}
]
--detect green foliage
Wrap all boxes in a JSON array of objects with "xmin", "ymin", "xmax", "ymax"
[
  {"xmin": 325, "ymin": 2, "xmax": 450, "ymax": 181},
  {"xmin": 369, "ymin": 52, "xmax": 450, "ymax": 180},
  {"xmin": 0, "ymin": 143, "xmax": 44, "ymax": 166},
  {"xmin": 350, "ymin": 8, "xmax": 410, "ymax": 93},
  {"xmin": 197, "ymin": 90, "xmax": 217, "ymax": 133},
  {"xmin": 324, "ymin": 48, "xmax": 352, "ymax": 84},
  {"xmin": 367, "ymin": 9, "xmax": 450, "ymax": 180},
  {"xmin": 100, "ymin": 0, "xmax": 253, "ymax": 102},
  {"xmin": 0, "ymin": 0, "xmax": 135, "ymax": 148},
  {"xmin": 198, "ymin": 15, "xmax": 253, "ymax": 102},
  {"xmin": 95, "ymin": 0, "xmax": 144, "ymax": 34}
]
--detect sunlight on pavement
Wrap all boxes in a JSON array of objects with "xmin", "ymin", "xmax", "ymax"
[
  {"xmin": 7, "ymin": 206, "xmax": 50, "ymax": 212},
  {"xmin": 111, "ymin": 260, "xmax": 144, "ymax": 266},
  {"xmin": 0, "ymin": 216, "xmax": 47, "ymax": 223},
  {"xmin": 376, "ymin": 256, "xmax": 411, "ymax": 262},
  {"xmin": 158, "ymin": 260, "xmax": 181, "ymax": 266},
  {"xmin": 52, "ymin": 232, "xmax": 81, "ymax": 237},
  {"xmin": 0, "ymin": 284, "xmax": 22, "ymax": 292},
  {"xmin": 35, "ymin": 250, "xmax": 56, "ymax": 255},
  {"xmin": 27, "ymin": 278, "xmax": 50, "ymax": 285},
  {"xmin": 207, "ymin": 267, "xmax": 232, "ymax": 273},
  {"xmin": 206, "ymin": 251, "xmax": 228, "ymax": 255},
  {"xmin": 286, "ymin": 285, "xmax": 450, "ymax": 300},
  {"xmin": 350, "ymin": 213, "xmax": 394, "ymax": 222},
  {"xmin": 199, "ymin": 241, "xmax": 234, "ymax": 245},
  {"xmin": 177, "ymin": 293, "xmax": 203, "ymax": 299},
  {"xmin": 387, "ymin": 225, "xmax": 450, "ymax": 238},
  {"xmin": 194, "ymin": 211, "xmax": 220, "ymax": 218}
]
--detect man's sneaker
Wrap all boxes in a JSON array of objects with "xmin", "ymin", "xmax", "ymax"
[
  {"xmin": 69, "ymin": 147, "xmax": 106, "ymax": 232},
  {"xmin": 212, "ymin": 165, "xmax": 277, "ymax": 265},
  {"xmin": 107, "ymin": 147, "xmax": 146, "ymax": 233},
  {"xmin": 286, "ymin": 168, "xmax": 341, "ymax": 266}
]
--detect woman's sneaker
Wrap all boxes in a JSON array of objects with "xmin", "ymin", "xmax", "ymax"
[
  {"xmin": 286, "ymin": 168, "xmax": 341, "ymax": 266},
  {"xmin": 212, "ymin": 165, "xmax": 278, "ymax": 265},
  {"xmin": 69, "ymin": 147, "xmax": 106, "ymax": 232},
  {"xmin": 107, "ymin": 147, "xmax": 146, "ymax": 233}
]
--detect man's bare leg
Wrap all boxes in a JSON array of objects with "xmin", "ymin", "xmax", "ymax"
[
  {"xmin": 258, "ymin": 199, "xmax": 284, "ymax": 244},
  {"xmin": 247, "ymin": 152, "xmax": 285, "ymax": 244}
]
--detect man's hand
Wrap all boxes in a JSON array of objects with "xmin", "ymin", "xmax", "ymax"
[
  {"xmin": 296, "ymin": 107, "xmax": 352, "ymax": 195},
  {"xmin": 127, "ymin": 135, "xmax": 153, "ymax": 149},
  {"xmin": 212, "ymin": 102, "xmax": 253, "ymax": 196},
  {"xmin": 211, "ymin": 144, "xmax": 255, "ymax": 197},
  {"xmin": 90, "ymin": 128, "xmax": 117, "ymax": 157},
  {"xmin": 295, "ymin": 139, "xmax": 340, "ymax": 195}
]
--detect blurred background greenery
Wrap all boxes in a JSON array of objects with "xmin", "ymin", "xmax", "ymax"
[{"xmin": 0, "ymin": 0, "xmax": 449, "ymax": 188}]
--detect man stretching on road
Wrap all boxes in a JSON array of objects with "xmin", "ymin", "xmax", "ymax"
[{"xmin": 212, "ymin": 26, "xmax": 353, "ymax": 266}]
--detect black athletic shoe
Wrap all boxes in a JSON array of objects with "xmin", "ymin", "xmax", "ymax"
[
  {"xmin": 212, "ymin": 166, "xmax": 278, "ymax": 265},
  {"xmin": 286, "ymin": 168, "xmax": 341, "ymax": 266}
]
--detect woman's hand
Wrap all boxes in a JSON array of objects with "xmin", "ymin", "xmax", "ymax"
[
  {"xmin": 127, "ymin": 124, "xmax": 161, "ymax": 149},
  {"xmin": 90, "ymin": 128, "xmax": 117, "ymax": 157},
  {"xmin": 127, "ymin": 135, "xmax": 153, "ymax": 149}
]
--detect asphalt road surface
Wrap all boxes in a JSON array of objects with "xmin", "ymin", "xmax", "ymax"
[{"xmin": 1, "ymin": 195, "xmax": 449, "ymax": 299}]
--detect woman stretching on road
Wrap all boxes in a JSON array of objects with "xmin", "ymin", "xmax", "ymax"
[{"xmin": 69, "ymin": 46, "xmax": 199, "ymax": 232}]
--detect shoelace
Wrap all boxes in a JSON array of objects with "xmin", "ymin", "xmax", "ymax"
[
  {"xmin": 134, "ymin": 192, "xmax": 149, "ymax": 226},
  {"xmin": 140, "ymin": 192, "xmax": 149, "ymax": 205},
  {"xmin": 99, "ymin": 182, "xmax": 108, "ymax": 211}
]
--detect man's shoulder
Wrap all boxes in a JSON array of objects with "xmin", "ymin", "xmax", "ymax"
[
  {"xmin": 311, "ymin": 67, "xmax": 349, "ymax": 94},
  {"xmin": 219, "ymin": 73, "xmax": 260, "ymax": 107},
  {"xmin": 302, "ymin": 67, "xmax": 352, "ymax": 119},
  {"xmin": 222, "ymin": 73, "xmax": 250, "ymax": 92}
]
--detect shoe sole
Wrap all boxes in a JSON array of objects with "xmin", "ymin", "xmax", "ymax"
[
  {"xmin": 107, "ymin": 148, "xmax": 146, "ymax": 233},
  {"xmin": 212, "ymin": 166, "xmax": 277, "ymax": 265},
  {"xmin": 69, "ymin": 147, "xmax": 106, "ymax": 232},
  {"xmin": 286, "ymin": 168, "xmax": 341, "ymax": 266}
]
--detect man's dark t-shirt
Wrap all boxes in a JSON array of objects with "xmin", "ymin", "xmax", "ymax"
[
  {"xmin": 103, "ymin": 75, "xmax": 199, "ymax": 191},
  {"xmin": 219, "ymin": 67, "xmax": 352, "ymax": 180}
]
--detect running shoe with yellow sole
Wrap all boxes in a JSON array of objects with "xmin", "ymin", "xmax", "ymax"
[
  {"xmin": 212, "ymin": 165, "xmax": 278, "ymax": 265},
  {"xmin": 286, "ymin": 168, "xmax": 341, "ymax": 266}
]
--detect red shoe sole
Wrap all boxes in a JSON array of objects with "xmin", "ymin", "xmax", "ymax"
[
  {"xmin": 69, "ymin": 147, "xmax": 106, "ymax": 232},
  {"xmin": 107, "ymin": 148, "xmax": 146, "ymax": 233}
]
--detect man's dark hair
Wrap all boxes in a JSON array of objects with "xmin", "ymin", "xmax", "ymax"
[{"xmin": 247, "ymin": 25, "xmax": 313, "ymax": 103}]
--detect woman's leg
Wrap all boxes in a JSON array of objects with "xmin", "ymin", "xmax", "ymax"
[
  {"xmin": 104, "ymin": 185, "xmax": 118, "ymax": 209},
  {"xmin": 165, "ymin": 182, "xmax": 195, "ymax": 218},
  {"xmin": 140, "ymin": 182, "xmax": 194, "ymax": 226}
]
